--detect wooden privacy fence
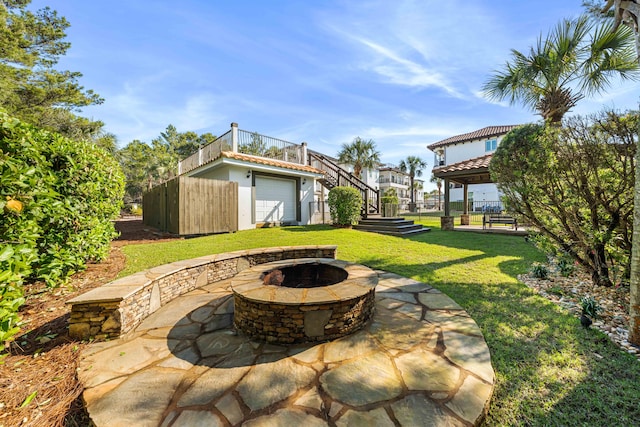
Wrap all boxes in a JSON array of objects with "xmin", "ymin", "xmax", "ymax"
[{"xmin": 143, "ymin": 176, "xmax": 238, "ymax": 236}]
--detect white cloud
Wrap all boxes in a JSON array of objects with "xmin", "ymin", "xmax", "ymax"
[{"xmin": 93, "ymin": 76, "xmax": 230, "ymax": 145}]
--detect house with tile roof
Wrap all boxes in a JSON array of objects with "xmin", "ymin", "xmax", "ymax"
[
  {"xmin": 427, "ymin": 125, "xmax": 519, "ymax": 225},
  {"xmin": 177, "ymin": 123, "xmax": 325, "ymax": 231},
  {"xmin": 166, "ymin": 123, "xmax": 381, "ymax": 233}
]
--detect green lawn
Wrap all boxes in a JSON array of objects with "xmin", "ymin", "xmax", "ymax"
[{"xmin": 120, "ymin": 219, "xmax": 640, "ymax": 426}]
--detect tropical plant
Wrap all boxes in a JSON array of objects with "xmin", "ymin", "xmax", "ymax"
[
  {"xmin": 530, "ymin": 262, "xmax": 550, "ymax": 279},
  {"xmin": 399, "ymin": 159, "xmax": 423, "ymax": 204},
  {"xmin": 430, "ymin": 174, "xmax": 443, "ymax": 210},
  {"xmin": 399, "ymin": 156, "xmax": 427, "ymax": 206},
  {"xmin": 580, "ymin": 295, "xmax": 603, "ymax": 318},
  {"xmin": 327, "ymin": 187, "xmax": 362, "ymax": 226},
  {"xmin": 337, "ymin": 137, "xmax": 380, "ymax": 179},
  {"xmin": 483, "ymin": 14, "xmax": 639, "ymax": 124}
]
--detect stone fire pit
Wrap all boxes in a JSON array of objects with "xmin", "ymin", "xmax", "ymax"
[{"xmin": 231, "ymin": 258, "xmax": 377, "ymax": 343}]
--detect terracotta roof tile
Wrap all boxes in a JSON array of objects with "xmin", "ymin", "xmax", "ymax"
[
  {"xmin": 221, "ymin": 151, "xmax": 323, "ymax": 174},
  {"xmin": 427, "ymin": 125, "xmax": 520, "ymax": 150},
  {"xmin": 432, "ymin": 154, "xmax": 493, "ymax": 175}
]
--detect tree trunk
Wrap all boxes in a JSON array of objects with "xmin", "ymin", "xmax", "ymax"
[
  {"xmin": 410, "ymin": 176, "xmax": 415, "ymax": 204},
  {"xmin": 590, "ymin": 244, "xmax": 614, "ymax": 287},
  {"xmin": 606, "ymin": 0, "xmax": 640, "ymax": 345},
  {"xmin": 630, "ymin": 122, "xmax": 640, "ymax": 344}
]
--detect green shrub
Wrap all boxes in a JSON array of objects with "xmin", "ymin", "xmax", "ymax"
[
  {"xmin": 328, "ymin": 186, "xmax": 362, "ymax": 226},
  {"xmin": 556, "ymin": 254, "xmax": 576, "ymax": 277},
  {"xmin": 381, "ymin": 188, "xmax": 399, "ymax": 205},
  {"xmin": 381, "ymin": 189, "xmax": 399, "ymax": 217},
  {"xmin": 580, "ymin": 295, "xmax": 602, "ymax": 318},
  {"xmin": 530, "ymin": 262, "xmax": 549, "ymax": 279},
  {"xmin": 0, "ymin": 112, "xmax": 125, "ymax": 348}
]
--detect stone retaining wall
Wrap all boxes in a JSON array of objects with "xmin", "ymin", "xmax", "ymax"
[{"xmin": 66, "ymin": 246, "xmax": 337, "ymax": 340}]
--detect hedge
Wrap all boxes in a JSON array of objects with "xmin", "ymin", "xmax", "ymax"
[{"xmin": 0, "ymin": 112, "xmax": 125, "ymax": 346}]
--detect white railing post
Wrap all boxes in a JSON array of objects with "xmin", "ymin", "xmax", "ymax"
[
  {"xmin": 231, "ymin": 122, "xmax": 238, "ymax": 152},
  {"xmin": 302, "ymin": 142, "xmax": 308, "ymax": 166},
  {"xmin": 178, "ymin": 160, "xmax": 182, "ymax": 175},
  {"xmin": 198, "ymin": 146, "xmax": 202, "ymax": 166}
]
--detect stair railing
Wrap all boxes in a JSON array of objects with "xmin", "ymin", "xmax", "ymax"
[{"xmin": 308, "ymin": 152, "xmax": 380, "ymax": 217}]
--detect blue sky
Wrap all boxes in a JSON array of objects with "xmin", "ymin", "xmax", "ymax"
[{"xmin": 30, "ymin": 0, "xmax": 640, "ymax": 190}]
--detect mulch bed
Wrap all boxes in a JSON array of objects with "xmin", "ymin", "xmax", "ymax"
[
  {"xmin": 519, "ymin": 263, "xmax": 639, "ymax": 359},
  {"xmin": 0, "ymin": 218, "xmax": 178, "ymax": 427}
]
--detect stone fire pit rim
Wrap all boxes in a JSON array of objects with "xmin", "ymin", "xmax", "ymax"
[{"xmin": 230, "ymin": 258, "xmax": 378, "ymax": 305}]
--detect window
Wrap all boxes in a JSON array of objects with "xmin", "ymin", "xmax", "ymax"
[{"xmin": 485, "ymin": 139, "xmax": 497, "ymax": 152}]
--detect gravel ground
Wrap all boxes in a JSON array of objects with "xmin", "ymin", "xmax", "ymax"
[{"xmin": 518, "ymin": 263, "xmax": 639, "ymax": 360}]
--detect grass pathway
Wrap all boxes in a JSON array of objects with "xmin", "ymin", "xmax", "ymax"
[{"xmin": 120, "ymin": 220, "xmax": 640, "ymax": 426}]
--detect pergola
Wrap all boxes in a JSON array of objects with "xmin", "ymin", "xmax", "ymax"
[{"xmin": 431, "ymin": 154, "xmax": 494, "ymax": 223}]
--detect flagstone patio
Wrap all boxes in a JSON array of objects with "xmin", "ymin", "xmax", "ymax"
[{"xmin": 77, "ymin": 269, "xmax": 494, "ymax": 426}]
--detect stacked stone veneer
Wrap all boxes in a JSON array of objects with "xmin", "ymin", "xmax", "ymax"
[
  {"xmin": 231, "ymin": 259, "xmax": 378, "ymax": 344},
  {"xmin": 66, "ymin": 246, "xmax": 337, "ymax": 340}
]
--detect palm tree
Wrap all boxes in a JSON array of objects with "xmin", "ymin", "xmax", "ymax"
[
  {"xmin": 430, "ymin": 174, "xmax": 443, "ymax": 210},
  {"xmin": 483, "ymin": 14, "xmax": 639, "ymax": 124},
  {"xmin": 337, "ymin": 137, "xmax": 381, "ymax": 179},
  {"xmin": 411, "ymin": 181, "xmax": 424, "ymax": 208},
  {"xmin": 399, "ymin": 156, "xmax": 427, "ymax": 206}
]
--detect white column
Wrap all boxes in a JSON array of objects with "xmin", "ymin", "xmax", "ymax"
[{"xmin": 231, "ymin": 122, "xmax": 238, "ymax": 152}]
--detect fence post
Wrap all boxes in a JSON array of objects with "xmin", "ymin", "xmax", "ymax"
[
  {"xmin": 178, "ymin": 160, "xmax": 182, "ymax": 175},
  {"xmin": 231, "ymin": 122, "xmax": 238, "ymax": 152}
]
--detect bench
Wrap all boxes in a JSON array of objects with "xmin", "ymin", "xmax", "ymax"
[
  {"xmin": 66, "ymin": 245, "xmax": 338, "ymax": 340},
  {"xmin": 483, "ymin": 214, "xmax": 518, "ymax": 230}
]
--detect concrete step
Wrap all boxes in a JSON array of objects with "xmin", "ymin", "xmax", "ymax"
[
  {"xmin": 354, "ymin": 223, "xmax": 423, "ymax": 232},
  {"xmin": 358, "ymin": 219, "xmax": 413, "ymax": 226},
  {"xmin": 354, "ymin": 217, "xmax": 430, "ymax": 236},
  {"xmin": 361, "ymin": 216, "xmax": 405, "ymax": 221},
  {"xmin": 357, "ymin": 227, "xmax": 431, "ymax": 237}
]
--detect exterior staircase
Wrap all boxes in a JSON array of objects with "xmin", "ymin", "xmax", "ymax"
[
  {"xmin": 354, "ymin": 216, "xmax": 430, "ymax": 236},
  {"xmin": 308, "ymin": 152, "xmax": 380, "ymax": 217}
]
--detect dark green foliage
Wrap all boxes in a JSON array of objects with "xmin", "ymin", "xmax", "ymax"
[
  {"xmin": 530, "ymin": 262, "xmax": 550, "ymax": 279},
  {"xmin": 491, "ymin": 111, "xmax": 637, "ymax": 287},
  {"xmin": 327, "ymin": 186, "xmax": 362, "ymax": 226},
  {"xmin": 557, "ymin": 253, "xmax": 577, "ymax": 277},
  {"xmin": 116, "ymin": 125, "xmax": 217, "ymax": 202},
  {"xmin": 381, "ymin": 188, "xmax": 399, "ymax": 217},
  {"xmin": 580, "ymin": 295, "xmax": 602, "ymax": 318},
  {"xmin": 0, "ymin": 112, "xmax": 124, "ymax": 346},
  {"xmin": 381, "ymin": 188, "xmax": 399, "ymax": 205}
]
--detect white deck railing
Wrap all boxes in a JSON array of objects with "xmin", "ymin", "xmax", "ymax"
[{"xmin": 178, "ymin": 123, "xmax": 307, "ymax": 175}]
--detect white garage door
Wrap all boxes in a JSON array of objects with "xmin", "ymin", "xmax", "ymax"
[{"xmin": 255, "ymin": 176, "xmax": 296, "ymax": 223}]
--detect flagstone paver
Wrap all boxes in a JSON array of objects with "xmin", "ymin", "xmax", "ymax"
[{"xmin": 78, "ymin": 268, "xmax": 495, "ymax": 426}]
